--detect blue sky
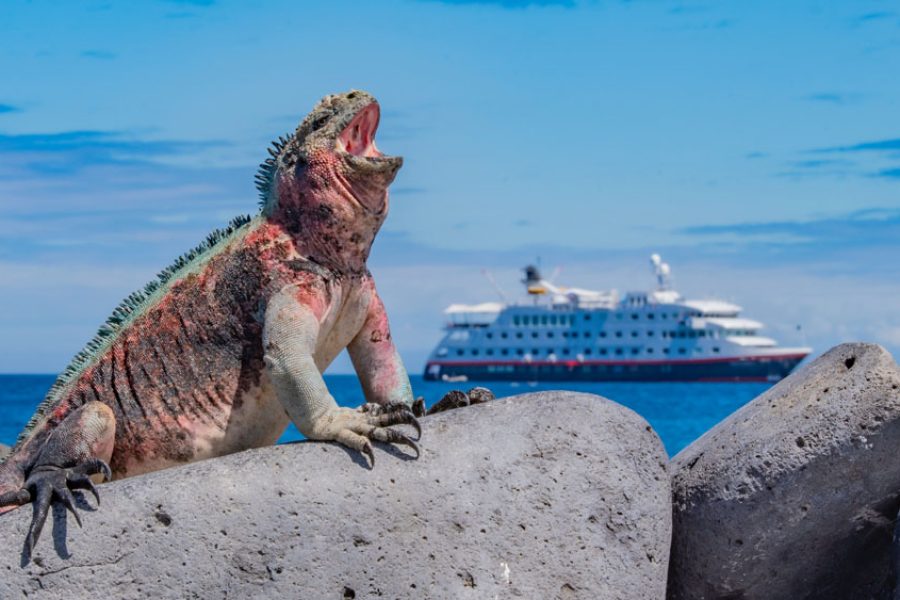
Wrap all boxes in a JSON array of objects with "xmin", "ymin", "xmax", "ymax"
[{"xmin": 0, "ymin": 0, "xmax": 898, "ymax": 372}]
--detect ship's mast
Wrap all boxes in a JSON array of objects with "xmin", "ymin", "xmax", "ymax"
[{"xmin": 650, "ymin": 253, "xmax": 672, "ymax": 291}]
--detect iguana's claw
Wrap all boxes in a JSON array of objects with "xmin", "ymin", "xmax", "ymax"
[
  {"xmin": 362, "ymin": 442, "xmax": 376, "ymax": 468},
  {"xmin": 19, "ymin": 458, "xmax": 111, "ymax": 554},
  {"xmin": 371, "ymin": 428, "xmax": 420, "ymax": 459},
  {"xmin": 362, "ymin": 401, "xmax": 422, "ymax": 440}
]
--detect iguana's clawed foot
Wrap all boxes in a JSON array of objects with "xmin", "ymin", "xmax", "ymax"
[
  {"xmin": 360, "ymin": 401, "xmax": 422, "ymax": 440},
  {"xmin": 7, "ymin": 459, "xmax": 111, "ymax": 554},
  {"xmin": 426, "ymin": 386, "xmax": 496, "ymax": 415},
  {"xmin": 319, "ymin": 403, "xmax": 421, "ymax": 468}
]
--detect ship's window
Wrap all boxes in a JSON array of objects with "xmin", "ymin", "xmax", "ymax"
[
  {"xmin": 661, "ymin": 331, "xmax": 667, "ymax": 338},
  {"xmin": 584, "ymin": 314, "xmax": 591, "ymax": 321},
  {"xmin": 599, "ymin": 331, "xmax": 607, "ymax": 338},
  {"xmin": 516, "ymin": 349, "xmax": 524, "ymax": 356},
  {"xmin": 550, "ymin": 315, "xmax": 557, "ymax": 325},
  {"xmin": 647, "ymin": 348, "xmax": 654, "ymax": 354},
  {"xmin": 472, "ymin": 349, "xmax": 479, "ymax": 356},
  {"xmin": 615, "ymin": 348, "xmax": 624, "ymax": 355},
  {"xmin": 632, "ymin": 331, "xmax": 639, "ymax": 338},
  {"xmin": 486, "ymin": 349, "xmax": 494, "ymax": 356},
  {"xmin": 689, "ymin": 331, "xmax": 696, "ymax": 338},
  {"xmin": 541, "ymin": 316, "xmax": 548, "ymax": 326},
  {"xmin": 698, "ymin": 331, "xmax": 705, "ymax": 337},
  {"xmin": 562, "ymin": 348, "xmax": 570, "ymax": 355},
  {"xmin": 662, "ymin": 314, "xmax": 667, "ymax": 320},
  {"xmin": 532, "ymin": 332, "xmax": 539, "ymax": 338},
  {"xmin": 513, "ymin": 316, "xmax": 521, "ymax": 326},
  {"xmin": 678, "ymin": 331, "xmax": 685, "ymax": 339},
  {"xmin": 501, "ymin": 348, "xmax": 509, "ymax": 356},
  {"xmin": 615, "ymin": 331, "xmax": 623, "ymax": 338},
  {"xmin": 516, "ymin": 332, "xmax": 523, "ymax": 339},
  {"xmin": 678, "ymin": 348, "xmax": 686, "ymax": 354},
  {"xmin": 585, "ymin": 348, "xmax": 592, "ymax": 355},
  {"xmin": 600, "ymin": 348, "xmax": 608, "ymax": 355},
  {"xmin": 648, "ymin": 313, "xmax": 655, "ymax": 320},
  {"xmin": 501, "ymin": 332, "xmax": 508, "ymax": 339},
  {"xmin": 486, "ymin": 332, "xmax": 493, "ymax": 339},
  {"xmin": 583, "ymin": 331, "xmax": 590, "ymax": 338},
  {"xmin": 713, "ymin": 347, "xmax": 720, "ymax": 353},
  {"xmin": 663, "ymin": 348, "xmax": 670, "ymax": 354},
  {"xmin": 631, "ymin": 314, "xmax": 639, "ymax": 320},
  {"xmin": 616, "ymin": 314, "xmax": 622, "ymax": 320},
  {"xmin": 547, "ymin": 332, "xmax": 554, "ymax": 338},
  {"xmin": 562, "ymin": 332, "xmax": 568, "ymax": 338},
  {"xmin": 456, "ymin": 349, "xmax": 464, "ymax": 356},
  {"xmin": 647, "ymin": 331, "xmax": 654, "ymax": 337},
  {"xmin": 533, "ymin": 349, "xmax": 540, "ymax": 355},
  {"xmin": 632, "ymin": 348, "xmax": 640, "ymax": 355}
]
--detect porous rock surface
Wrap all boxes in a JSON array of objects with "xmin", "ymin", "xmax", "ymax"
[
  {"xmin": 0, "ymin": 392, "xmax": 671, "ymax": 599},
  {"xmin": 0, "ymin": 444, "xmax": 9, "ymax": 460},
  {"xmin": 669, "ymin": 343, "xmax": 900, "ymax": 600}
]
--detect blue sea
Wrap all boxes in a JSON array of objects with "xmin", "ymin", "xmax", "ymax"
[{"xmin": 0, "ymin": 374, "xmax": 769, "ymax": 457}]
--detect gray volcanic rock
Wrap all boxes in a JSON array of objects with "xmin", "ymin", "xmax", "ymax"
[
  {"xmin": 0, "ymin": 444, "xmax": 9, "ymax": 460},
  {"xmin": 0, "ymin": 392, "xmax": 671, "ymax": 599},
  {"xmin": 669, "ymin": 343, "xmax": 900, "ymax": 600}
]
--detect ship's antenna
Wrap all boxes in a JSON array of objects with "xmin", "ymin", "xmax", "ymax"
[{"xmin": 481, "ymin": 269, "xmax": 509, "ymax": 303}]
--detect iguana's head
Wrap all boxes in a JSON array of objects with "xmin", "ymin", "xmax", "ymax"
[{"xmin": 258, "ymin": 90, "xmax": 402, "ymax": 220}]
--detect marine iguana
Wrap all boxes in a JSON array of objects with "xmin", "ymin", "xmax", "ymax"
[{"xmin": 0, "ymin": 90, "xmax": 423, "ymax": 553}]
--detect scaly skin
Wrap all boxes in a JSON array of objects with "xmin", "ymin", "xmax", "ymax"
[{"xmin": 0, "ymin": 90, "xmax": 421, "ymax": 553}]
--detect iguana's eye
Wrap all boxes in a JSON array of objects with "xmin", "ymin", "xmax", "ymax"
[{"xmin": 310, "ymin": 114, "xmax": 329, "ymax": 131}]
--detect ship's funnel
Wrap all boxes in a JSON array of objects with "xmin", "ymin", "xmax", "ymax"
[{"xmin": 522, "ymin": 265, "xmax": 547, "ymax": 295}]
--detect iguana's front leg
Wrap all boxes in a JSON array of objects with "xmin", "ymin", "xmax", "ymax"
[
  {"xmin": 263, "ymin": 286, "xmax": 419, "ymax": 466},
  {"xmin": 347, "ymin": 288, "xmax": 414, "ymax": 409}
]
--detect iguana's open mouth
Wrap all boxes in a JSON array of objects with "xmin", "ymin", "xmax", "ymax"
[{"xmin": 337, "ymin": 102, "xmax": 384, "ymax": 159}]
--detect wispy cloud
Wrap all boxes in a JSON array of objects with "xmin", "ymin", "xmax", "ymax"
[
  {"xmin": 0, "ymin": 104, "xmax": 20, "ymax": 115},
  {"xmin": 815, "ymin": 137, "xmax": 900, "ymax": 154},
  {"xmin": 80, "ymin": 50, "xmax": 118, "ymax": 60},
  {"xmin": 162, "ymin": 0, "xmax": 215, "ymax": 5},
  {"xmin": 418, "ymin": 0, "xmax": 575, "ymax": 8},
  {"xmin": 0, "ymin": 130, "xmax": 229, "ymax": 175},
  {"xmin": 854, "ymin": 11, "xmax": 895, "ymax": 24},
  {"xmin": 680, "ymin": 208, "xmax": 900, "ymax": 253},
  {"xmin": 803, "ymin": 92, "xmax": 863, "ymax": 105},
  {"xmin": 0, "ymin": 124, "xmax": 253, "ymax": 271},
  {"xmin": 788, "ymin": 137, "xmax": 900, "ymax": 180}
]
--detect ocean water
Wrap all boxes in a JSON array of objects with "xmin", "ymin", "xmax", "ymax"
[{"xmin": 0, "ymin": 374, "xmax": 769, "ymax": 457}]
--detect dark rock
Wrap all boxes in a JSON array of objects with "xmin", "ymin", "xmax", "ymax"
[
  {"xmin": 0, "ymin": 391, "xmax": 671, "ymax": 599},
  {"xmin": 669, "ymin": 343, "xmax": 900, "ymax": 600}
]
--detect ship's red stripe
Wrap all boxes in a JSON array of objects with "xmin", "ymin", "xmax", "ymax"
[{"xmin": 426, "ymin": 353, "xmax": 809, "ymax": 368}]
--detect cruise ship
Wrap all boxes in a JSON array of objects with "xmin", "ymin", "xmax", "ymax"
[{"xmin": 423, "ymin": 255, "xmax": 811, "ymax": 382}]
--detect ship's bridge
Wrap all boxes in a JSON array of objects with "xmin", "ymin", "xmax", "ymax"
[
  {"xmin": 444, "ymin": 302, "xmax": 503, "ymax": 328},
  {"xmin": 681, "ymin": 299, "xmax": 742, "ymax": 317}
]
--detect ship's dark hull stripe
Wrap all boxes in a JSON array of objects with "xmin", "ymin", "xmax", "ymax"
[{"xmin": 423, "ymin": 354, "xmax": 807, "ymax": 382}]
